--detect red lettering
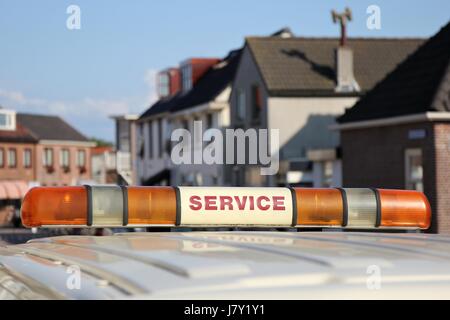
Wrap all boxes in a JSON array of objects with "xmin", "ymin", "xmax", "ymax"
[
  {"xmin": 273, "ymin": 196, "xmax": 285, "ymax": 210},
  {"xmin": 234, "ymin": 196, "xmax": 247, "ymax": 210},
  {"xmin": 220, "ymin": 196, "xmax": 233, "ymax": 210},
  {"xmin": 257, "ymin": 196, "xmax": 270, "ymax": 211},
  {"xmin": 188, "ymin": 194, "xmax": 287, "ymax": 212},
  {"xmin": 189, "ymin": 196, "xmax": 202, "ymax": 211},
  {"xmin": 204, "ymin": 196, "xmax": 217, "ymax": 210},
  {"xmin": 249, "ymin": 196, "xmax": 255, "ymax": 210}
]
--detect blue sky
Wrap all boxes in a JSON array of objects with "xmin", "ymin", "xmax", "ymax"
[{"xmin": 0, "ymin": 0, "xmax": 449, "ymax": 141}]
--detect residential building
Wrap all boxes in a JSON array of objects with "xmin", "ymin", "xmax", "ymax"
[
  {"xmin": 137, "ymin": 54, "xmax": 238, "ymax": 186},
  {"xmin": 0, "ymin": 109, "xmax": 94, "ymax": 222},
  {"xmin": 110, "ymin": 114, "xmax": 138, "ymax": 185},
  {"xmin": 169, "ymin": 50, "xmax": 240, "ymax": 186},
  {"xmin": 17, "ymin": 113, "xmax": 95, "ymax": 186},
  {"xmin": 0, "ymin": 109, "xmax": 36, "ymax": 216},
  {"xmin": 0, "ymin": 109, "xmax": 36, "ymax": 184},
  {"xmin": 336, "ymin": 21, "xmax": 450, "ymax": 234},
  {"xmin": 91, "ymin": 146, "xmax": 117, "ymax": 184},
  {"xmin": 0, "ymin": 110, "xmax": 94, "ymax": 188},
  {"xmin": 229, "ymin": 28, "xmax": 423, "ymax": 187}
]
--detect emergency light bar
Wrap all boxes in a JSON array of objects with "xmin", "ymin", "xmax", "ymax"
[{"xmin": 20, "ymin": 186, "xmax": 431, "ymax": 230}]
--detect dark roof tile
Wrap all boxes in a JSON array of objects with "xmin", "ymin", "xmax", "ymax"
[
  {"xmin": 338, "ymin": 21, "xmax": 450, "ymax": 123},
  {"xmin": 247, "ymin": 37, "xmax": 424, "ymax": 96},
  {"xmin": 139, "ymin": 49, "xmax": 241, "ymax": 120},
  {"xmin": 16, "ymin": 113, "xmax": 88, "ymax": 141},
  {"xmin": 0, "ymin": 123, "xmax": 37, "ymax": 143}
]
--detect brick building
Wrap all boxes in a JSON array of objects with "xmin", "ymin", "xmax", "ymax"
[
  {"xmin": 0, "ymin": 110, "xmax": 94, "ymax": 187},
  {"xmin": 336, "ymin": 21, "xmax": 450, "ymax": 234}
]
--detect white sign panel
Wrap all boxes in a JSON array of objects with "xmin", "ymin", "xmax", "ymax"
[{"xmin": 178, "ymin": 187, "xmax": 294, "ymax": 226}]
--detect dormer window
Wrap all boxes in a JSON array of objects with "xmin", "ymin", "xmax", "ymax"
[
  {"xmin": 157, "ymin": 68, "xmax": 181, "ymax": 98},
  {"xmin": 158, "ymin": 73, "xmax": 170, "ymax": 98},
  {"xmin": 0, "ymin": 110, "xmax": 16, "ymax": 131},
  {"xmin": 181, "ymin": 63, "xmax": 192, "ymax": 92}
]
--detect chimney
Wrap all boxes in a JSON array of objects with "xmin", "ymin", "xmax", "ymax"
[{"xmin": 331, "ymin": 8, "xmax": 360, "ymax": 92}]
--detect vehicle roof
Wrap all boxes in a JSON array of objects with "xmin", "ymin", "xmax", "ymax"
[{"xmin": 1, "ymin": 231, "xmax": 450, "ymax": 299}]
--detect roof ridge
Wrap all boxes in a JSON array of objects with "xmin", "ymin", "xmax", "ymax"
[
  {"xmin": 338, "ymin": 20, "xmax": 450, "ymax": 123},
  {"xmin": 246, "ymin": 36, "xmax": 426, "ymax": 41},
  {"xmin": 18, "ymin": 112, "xmax": 61, "ymax": 118}
]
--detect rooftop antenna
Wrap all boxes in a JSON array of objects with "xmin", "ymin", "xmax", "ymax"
[{"xmin": 331, "ymin": 7, "xmax": 352, "ymax": 46}]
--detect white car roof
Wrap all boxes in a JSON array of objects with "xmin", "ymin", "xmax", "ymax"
[{"xmin": 1, "ymin": 231, "xmax": 450, "ymax": 299}]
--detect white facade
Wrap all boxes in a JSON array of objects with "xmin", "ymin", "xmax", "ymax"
[
  {"xmin": 136, "ymin": 116, "xmax": 171, "ymax": 185},
  {"xmin": 169, "ymin": 89, "xmax": 231, "ymax": 186},
  {"xmin": 91, "ymin": 150, "xmax": 116, "ymax": 184},
  {"xmin": 229, "ymin": 45, "xmax": 360, "ymax": 187},
  {"xmin": 268, "ymin": 96, "xmax": 357, "ymax": 187},
  {"xmin": 135, "ymin": 84, "xmax": 233, "ymax": 186}
]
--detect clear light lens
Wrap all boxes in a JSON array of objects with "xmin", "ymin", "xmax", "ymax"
[
  {"xmin": 344, "ymin": 188, "xmax": 377, "ymax": 228},
  {"xmin": 91, "ymin": 186, "xmax": 124, "ymax": 226}
]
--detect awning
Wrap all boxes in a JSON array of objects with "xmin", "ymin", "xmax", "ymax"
[{"xmin": 0, "ymin": 181, "xmax": 30, "ymax": 200}]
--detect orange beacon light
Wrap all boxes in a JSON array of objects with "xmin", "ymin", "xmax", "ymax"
[{"xmin": 21, "ymin": 186, "xmax": 431, "ymax": 230}]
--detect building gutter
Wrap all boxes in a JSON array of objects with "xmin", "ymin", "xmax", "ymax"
[
  {"xmin": 39, "ymin": 140, "xmax": 97, "ymax": 147},
  {"xmin": 170, "ymin": 101, "xmax": 228, "ymax": 118},
  {"xmin": 331, "ymin": 112, "xmax": 450, "ymax": 131}
]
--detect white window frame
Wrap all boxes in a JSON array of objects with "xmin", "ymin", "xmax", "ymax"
[
  {"xmin": 7, "ymin": 149, "xmax": 16, "ymax": 168},
  {"xmin": 236, "ymin": 89, "xmax": 246, "ymax": 122},
  {"xmin": 23, "ymin": 149, "xmax": 32, "ymax": 168},
  {"xmin": 0, "ymin": 110, "xmax": 16, "ymax": 131},
  {"xmin": 77, "ymin": 150, "xmax": 86, "ymax": 167},
  {"xmin": 60, "ymin": 149, "xmax": 70, "ymax": 167},
  {"xmin": 158, "ymin": 73, "xmax": 170, "ymax": 97},
  {"xmin": 43, "ymin": 148, "xmax": 53, "ymax": 167},
  {"xmin": 181, "ymin": 64, "xmax": 192, "ymax": 92},
  {"xmin": 405, "ymin": 148, "xmax": 423, "ymax": 191}
]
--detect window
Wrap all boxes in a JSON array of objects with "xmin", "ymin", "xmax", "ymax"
[
  {"xmin": 138, "ymin": 123, "xmax": 144, "ymax": 158},
  {"xmin": 60, "ymin": 149, "xmax": 70, "ymax": 168},
  {"xmin": 205, "ymin": 113, "xmax": 215, "ymax": 130},
  {"xmin": 193, "ymin": 117, "xmax": 202, "ymax": 145},
  {"xmin": 158, "ymin": 118, "xmax": 164, "ymax": 157},
  {"xmin": 158, "ymin": 73, "xmax": 170, "ymax": 97},
  {"xmin": 181, "ymin": 64, "xmax": 192, "ymax": 92},
  {"xmin": 43, "ymin": 148, "xmax": 53, "ymax": 167},
  {"xmin": 0, "ymin": 148, "xmax": 4, "ymax": 168},
  {"xmin": 7, "ymin": 149, "xmax": 16, "ymax": 168},
  {"xmin": 148, "ymin": 121, "xmax": 153, "ymax": 159},
  {"xmin": 322, "ymin": 161, "xmax": 333, "ymax": 188},
  {"xmin": 23, "ymin": 149, "xmax": 32, "ymax": 168},
  {"xmin": 236, "ymin": 90, "xmax": 246, "ymax": 122},
  {"xmin": 405, "ymin": 148, "xmax": 423, "ymax": 191},
  {"xmin": 77, "ymin": 150, "xmax": 86, "ymax": 167},
  {"xmin": 0, "ymin": 110, "xmax": 16, "ymax": 130},
  {"xmin": 251, "ymin": 85, "xmax": 262, "ymax": 122},
  {"xmin": 117, "ymin": 119, "xmax": 131, "ymax": 153}
]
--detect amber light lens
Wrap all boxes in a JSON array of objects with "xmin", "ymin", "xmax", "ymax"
[
  {"xmin": 294, "ymin": 188, "xmax": 344, "ymax": 226},
  {"xmin": 127, "ymin": 187, "xmax": 177, "ymax": 225},
  {"xmin": 378, "ymin": 189, "xmax": 431, "ymax": 229},
  {"xmin": 21, "ymin": 187, "xmax": 88, "ymax": 227}
]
